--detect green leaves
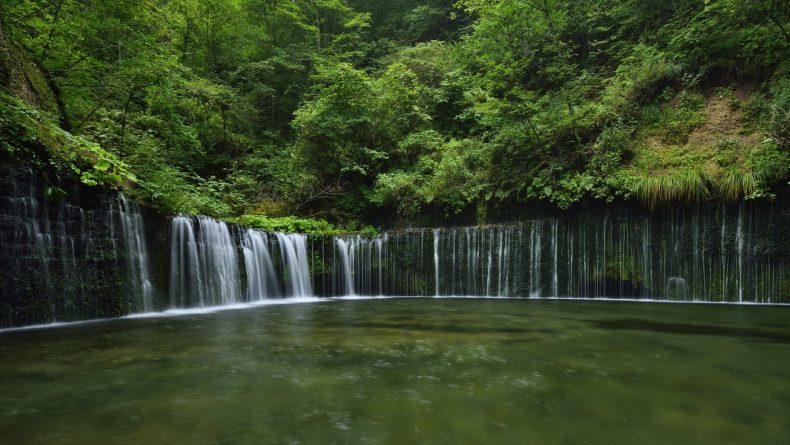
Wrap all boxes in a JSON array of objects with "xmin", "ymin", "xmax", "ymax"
[
  {"xmin": 234, "ymin": 214, "xmax": 339, "ymax": 235},
  {"xmin": 4, "ymin": 0, "xmax": 789, "ymax": 225},
  {"xmin": 292, "ymin": 60, "xmax": 432, "ymax": 192},
  {"xmin": 0, "ymin": 93, "xmax": 135, "ymax": 189},
  {"xmin": 45, "ymin": 186, "xmax": 67, "ymax": 202}
]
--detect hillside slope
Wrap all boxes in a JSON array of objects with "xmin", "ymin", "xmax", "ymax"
[{"xmin": 0, "ymin": 0, "xmax": 788, "ymax": 228}]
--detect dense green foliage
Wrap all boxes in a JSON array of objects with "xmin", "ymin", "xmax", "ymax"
[
  {"xmin": 0, "ymin": 0, "xmax": 788, "ymax": 226},
  {"xmin": 0, "ymin": 92, "xmax": 136, "ymax": 189},
  {"xmin": 232, "ymin": 213, "xmax": 376, "ymax": 236}
]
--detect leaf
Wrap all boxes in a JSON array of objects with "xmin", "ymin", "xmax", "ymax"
[
  {"xmin": 45, "ymin": 186, "xmax": 68, "ymax": 202},
  {"xmin": 80, "ymin": 172, "xmax": 99, "ymax": 186},
  {"xmin": 94, "ymin": 159, "xmax": 111, "ymax": 172}
]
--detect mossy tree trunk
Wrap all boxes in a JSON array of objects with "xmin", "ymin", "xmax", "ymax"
[{"xmin": 0, "ymin": 11, "xmax": 63, "ymax": 121}]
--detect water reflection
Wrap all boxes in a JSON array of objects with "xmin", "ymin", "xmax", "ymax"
[{"xmin": 0, "ymin": 299, "xmax": 788, "ymax": 445}]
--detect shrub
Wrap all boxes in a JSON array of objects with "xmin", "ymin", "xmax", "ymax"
[
  {"xmin": 0, "ymin": 93, "xmax": 135, "ymax": 188},
  {"xmin": 233, "ymin": 215, "xmax": 339, "ymax": 235}
]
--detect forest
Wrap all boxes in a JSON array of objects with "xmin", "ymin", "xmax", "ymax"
[
  {"xmin": 2, "ymin": 4, "xmax": 790, "ymax": 442},
  {"xmin": 1, "ymin": 0, "xmax": 789, "ymax": 231}
]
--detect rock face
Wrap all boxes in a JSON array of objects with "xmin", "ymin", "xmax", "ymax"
[
  {"xmin": 319, "ymin": 202, "xmax": 790, "ymax": 302},
  {"xmin": 0, "ymin": 165, "xmax": 169, "ymax": 327},
  {"xmin": 0, "ymin": 164, "xmax": 788, "ymax": 329}
]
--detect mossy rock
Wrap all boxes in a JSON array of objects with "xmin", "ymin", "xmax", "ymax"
[{"xmin": 0, "ymin": 21, "xmax": 58, "ymax": 115}]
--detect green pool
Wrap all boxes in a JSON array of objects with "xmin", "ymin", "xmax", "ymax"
[{"xmin": 1, "ymin": 298, "xmax": 788, "ymax": 444}]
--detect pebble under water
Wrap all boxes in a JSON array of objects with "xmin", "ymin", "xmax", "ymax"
[{"xmin": 0, "ymin": 298, "xmax": 788, "ymax": 444}]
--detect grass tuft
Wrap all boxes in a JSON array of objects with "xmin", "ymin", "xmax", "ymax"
[
  {"xmin": 717, "ymin": 169, "xmax": 756, "ymax": 201},
  {"xmin": 635, "ymin": 168, "xmax": 711, "ymax": 208}
]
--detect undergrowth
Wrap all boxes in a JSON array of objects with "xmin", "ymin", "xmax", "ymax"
[{"xmin": 0, "ymin": 92, "xmax": 135, "ymax": 188}]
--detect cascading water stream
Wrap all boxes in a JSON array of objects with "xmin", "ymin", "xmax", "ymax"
[
  {"xmin": 276, "ymin": 233, "xmax": 313, "ymax": 297},
  {"xmin": 170, "ymin": 217, "xmax": 316, "ymax": 307},
  {"xmin": 319, "ymin": 206, "xmax": 786, "ymax": 302},
  {"xmin": 198, "ymin": 217, "xmax": 242, "ymax": 306},
  {"xmin": 118, "ymin": 194, "xmax": 154, "ymax": 312},
  {"xmin": 169, "ymin": 216, "xmax": 204, "ymax": 307},
  {"xmin": 169, "ymin": 216, "xmax": 241, "ymax": 307},
  {"xmin": 376, "ymin": 236, "xmax": 384, "ymax": 296},
  {"xmin": 2, "ymin": 169, "xmax": 788, "ymax": 329},
  {"xmin": 242, "ymin": 229, "xmax": 278, "ymax": 300},
  {"xmin": 335, "ymin": 237, "xmax": 356, "ymax": 296},
  {"xmin": 736, "ymin": 203, "xmax": 745, "ymax": 303},
  {"xmin": 0, "ymin": 166, "xmax": 158, "ymax": 327},
  {"xmin": 433, "ymin": 229, "xmax": 440, "ymax": 296}
]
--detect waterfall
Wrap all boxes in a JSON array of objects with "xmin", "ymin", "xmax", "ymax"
[
  {"xmin": 0, "ymin": 166, "xmax": 159, "ymax": 327},
  {"xmin": 275, "ymin": 233, "xmax": 313, "ymax": 297},
  {"xmin": 169, "ymin": 216, "xmax": 241, "ymax": 307},
  {"xmin": 736, "ymin": 203, "xmax": 744, "ymax": 303},
  {"xmin": 433, "ymin": 229, "xmax": 440, "ymax": 296},
  {"xmin": 118, "ymin": 195, "xmax": 154, "ymax": 311},
  {"xmin": 168, "ymin": 217, "xmax": 317, "ymax": 307},
  {"xmin": 485, "ymin": 229, "xmax": 493, "ymax": 296},
  {"xmin": 529, "ymin": 223, "xmax": 542, "ymax": 298},
  {"xmin": 334, "ymin": 235, "xmax": 395, "ymax": 296},
  {"xmin": 242, "ymin": 229, "xmax": 278, "ymax": 300},
  {"xmin": 159, "ymin": 206, "xmax": 787, "ymax": 306},
  {"xmin": 551, "ymin": 220, "xmax": 558, "ymax": 298},
  {"xmin": 2, "ymin": 165, "xmax": 789, "ymax": 329},
  {"xmin": 376, "ymin": 236, "xmax": 384, "ymax": 296},
  {"xmin": 199, "ymin": 217, "xmax": 242, "ymax": 305},
  {"xmin": 667, "ymin": 277, "xmax": 688, "ymax": 299},
  {"xmin": 335, "ymin": 237, "xmax": 356, "ymax": 296},
  {"xmin": 169, "ymin": 216, "xmax": 201, "ymax": 307},
  {"xmin": 316, "ymin": 205, "xmax": 787, "ymax": 302}
]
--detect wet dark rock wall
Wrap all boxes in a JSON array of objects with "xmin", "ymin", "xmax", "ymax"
[
  {"xmin": 0, "ymin": 166, "xmax": 169, "ymax": 327},
  {"xmin": 319, "ymin": 203, "xmax": 790, "ymax": 302},
  {"xmin": 1, "ymin": 165, "xmax": 788, "ymax": 329}
]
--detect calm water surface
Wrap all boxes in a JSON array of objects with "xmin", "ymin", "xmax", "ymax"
[{"xmin": 0, "ymin": 298, "xmax": 788, "ymax": 444}]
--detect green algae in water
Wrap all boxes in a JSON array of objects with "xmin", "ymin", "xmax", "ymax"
[{"xmin": 0, "ymin": 299, "xmax": 788, "ymax": 444}]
